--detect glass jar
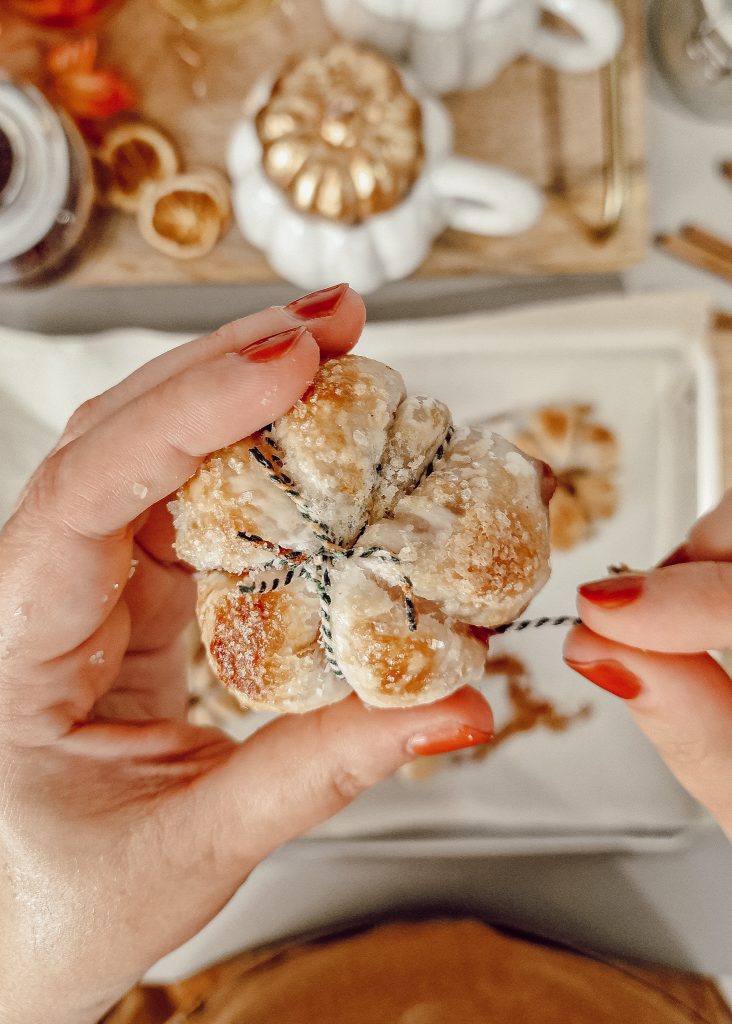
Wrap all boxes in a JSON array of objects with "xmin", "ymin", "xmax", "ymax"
[
  {"xmin": 649, "ymin": 0, "xmax": 732, "ymax": 123},
  {"xmin": 0, "ymin": 81, "xmax": 95, "ymax": 286}
]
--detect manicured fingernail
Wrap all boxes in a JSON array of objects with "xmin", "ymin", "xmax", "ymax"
[
  {"xmin": 658, "ymin": 544, "xmax": 691, "ymax": 568},
  {"xmin": 241, "ymin": 326, "xmax": 307, "ymax": 362},
  {"xmin": 285, "ymin": 282, "xmax": 348, "ymax": 320},
  {"xmin": 564, "ymin": 658, "xmax": 642, "ymax": 699},
  {"xmin": 407, "ymin": 723, "xmax": 493, "ymax": 757},
  {"xmin": 578, "ymin": 575, "xmax": 645, "ymax": 609}
]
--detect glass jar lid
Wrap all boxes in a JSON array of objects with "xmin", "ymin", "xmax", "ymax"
[{"xmin": 0, "ymin": 81, "xmax": 71, "ymax": 263}]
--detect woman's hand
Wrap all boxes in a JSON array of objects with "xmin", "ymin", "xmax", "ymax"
[
  {"xmin": 0, "ymin": 285, "xmax": 493, "ymax": 1024},
  {"xmin": 564, "ymin": 490, "xmax": 732, "ymax": 840}
]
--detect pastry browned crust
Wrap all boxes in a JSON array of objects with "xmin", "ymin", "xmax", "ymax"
[{"xmin": 511, "ymin": 404, "xmax": 619, "ymax": 551}]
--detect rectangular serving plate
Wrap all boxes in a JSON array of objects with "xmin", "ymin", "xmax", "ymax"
[
  {"xmin": 298, "ymin": 292, "xmax": 720, "ymax": 856},
  {"xmin": 178, "ymin": 291, "xmax": 720, "ymax": 857}
]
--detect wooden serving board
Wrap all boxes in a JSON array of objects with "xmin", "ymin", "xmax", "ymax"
[
  {"xmin": 102, "ymin": 918, "xmax": 731, "ymax": 1024},
  {"xmin": 1, "ymin": 0, "xmax": 646, "ymax": 288},
  {"xmin": 712, "ymin": 311, "xmax": 732, "ymax": 490}
]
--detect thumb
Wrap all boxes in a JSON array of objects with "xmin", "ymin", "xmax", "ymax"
[{"xmin": 199, "ymin": 687, "xmax": 493, "ymax": 867}]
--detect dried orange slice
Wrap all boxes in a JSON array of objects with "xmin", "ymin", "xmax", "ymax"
[
  {"xmin": 95, "ymin": 120, "xmax": 179, "ymax": 212},
  {"xmin": 137, "ymin": 169, "xmax": 230, "ymax": 259}
]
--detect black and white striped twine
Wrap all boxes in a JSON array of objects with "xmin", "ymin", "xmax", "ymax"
[
  {"xmin": 239, "ymin": 424, "xmax": 453, "ymax": 678},
  {"xmin": 240, "ymin": 424, "xmax": 583, "ymax": 676}
]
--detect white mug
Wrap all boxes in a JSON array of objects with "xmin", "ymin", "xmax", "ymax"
[
  {"xmin": 323, "ymin": 0, "xmax": 624, "ymax": 94},
  {"xmin": 227, "ymin": 69, "xmax": 543, "ymax": 294}
]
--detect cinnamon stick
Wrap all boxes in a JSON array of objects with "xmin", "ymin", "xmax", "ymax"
[
  {"xmin": 680, "ymin": 224, "xmax": 732, "ymax": 264},
  {"xmin": 655, "ymin": 232, "xmax": 732, "ymax": 284}
]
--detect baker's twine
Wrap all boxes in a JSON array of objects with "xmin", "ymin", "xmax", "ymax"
[
  {"xmin": 240, "ymin": 424, "xmax": 587, "ymax": 678},
  {"xmin": 238, "ymin": 424, "xmax": 453, "ymax": 678}
]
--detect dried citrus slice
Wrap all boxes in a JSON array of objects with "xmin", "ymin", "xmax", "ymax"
[
  {"xmin": 137, "ymin": 169, "xmax": 230, "ymax": 259},
  {"xmin": 95, "ymin": 120, "xmax": 179, "ymax": 212}
]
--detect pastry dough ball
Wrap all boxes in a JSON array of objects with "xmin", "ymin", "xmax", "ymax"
[
  {"xmin": 271, "ymin": 355, "xmax": 405, "ymax": 544},
  {"xmin": 363, "ymin": 430, "xmax": 550, "ymax": 627},
  {"xmin": 330, "ymin": 558, "xmax": 485, "ymax": 708},
  {"xmin": 197, "ymin": 571, "xmax": 349, "ymax": 714},
  {"xmin": 171, "ymin": 440, "xmax": 317, "ymax": 573},
  {"xmin": 368, "ymin": 396, "xmax": 452, "ymax": 521}
]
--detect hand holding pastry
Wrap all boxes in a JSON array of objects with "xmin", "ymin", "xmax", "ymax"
[
  {"xmin": 564, "ymin": 490, "xmax": 732, "ymax": 840},
  {"xmin": 0, "ymin": 286, "xmax": 497, "ymax": 1024}
]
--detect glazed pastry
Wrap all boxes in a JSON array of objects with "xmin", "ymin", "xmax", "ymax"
[
  {"xmin": 508, "ymin": 404, "xmax": 619, "ymax": 552},
  {"xmin": 172, "ymin": 355, "xmax": 551, "ymax": 712}
]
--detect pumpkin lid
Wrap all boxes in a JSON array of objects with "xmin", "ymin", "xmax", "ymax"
[{"xmin": 255, "ymin": 43, "xmax": 424, "ymax": 225}]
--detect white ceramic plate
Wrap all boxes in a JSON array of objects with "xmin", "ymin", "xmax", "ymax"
[{"xmin": 194, "ymin": 291, "xmax": 718, "ymax": 854}]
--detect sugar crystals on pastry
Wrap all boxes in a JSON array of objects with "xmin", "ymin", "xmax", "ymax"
[{"xmin": 172, "ymin": 355, "xmax": 551, "ymax": 713}]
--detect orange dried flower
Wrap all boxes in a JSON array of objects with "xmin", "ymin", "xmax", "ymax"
[
  {"xmin": 46, "ymin": 35, "xmax": 136, "ymax": 122},
  {"xmin": 4, "ymin": 0, "xmax": 119, "ymax": 30}
]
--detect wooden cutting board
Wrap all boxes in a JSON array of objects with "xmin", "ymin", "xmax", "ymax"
[
  {"xmin": 1, "ymin": 0, "xmax": 646, "ymax": 287},
  {"xmin": 102, "ymin": 918, "xmax": 731, "ymax": 1024},
  {"xmin": 712, "ymin": 312, "xmax": 732, "ymax": 490}
]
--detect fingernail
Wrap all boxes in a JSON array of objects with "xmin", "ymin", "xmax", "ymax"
[
  {"xmin": 578, "ymin": 575, "xmax": 645, "ymax": 609},
  {"xmin": 407, "ymin": 723, "xmax": 493, "ymax": 757},
  {"xmin": 241, "ymin": 326, "xmax": 307, "ymax": 363},
  {"xmin": 658, "ymin": 544, "xmax": 691, "ymax": 568},
  {"xmin": 285, "ymin": 283, "xmax": 348, "ymax": 320},
  {"xmin": 564, "ymin": 658, "xmax": 642, "ymax": 700}
]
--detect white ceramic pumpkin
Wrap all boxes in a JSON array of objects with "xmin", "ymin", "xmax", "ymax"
[
  {"xmin": 227, "ymin": 44, "xmax": 543, "ymax": 294},
  {"xmin": 323, "ymin": 0, "xmax": 624, "ymax": 95}
]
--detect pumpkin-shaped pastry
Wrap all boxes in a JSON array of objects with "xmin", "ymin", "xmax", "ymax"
[
  {"xmin": 172, "ymin": 355, "xmax": 551, "ymax": 713},
  {"xmin": 508, "ymin": 403, "xmax": 619, "ymax": 551}
]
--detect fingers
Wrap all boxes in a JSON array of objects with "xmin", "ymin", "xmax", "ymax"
[
  {"xmin": 683, "ymin": 488, "xmax": 732, "ymax": 560},
  {"xmin": 0, "ymin": 598, "xmax": 131, "ymax": 747},
  {"xmin": 564, "ymin": 625, "xmax": 732, "ymax": 837},
  {"xmin": 576, "ymin": 562, "xmax": 732, "ymax": 653},
  {"xmin": 59, "ymin": 285, "xmax": 365, "ymax": 445},
  {"xmin": 124, "ymin": 541, "xmax": 195, "ymax": 653},
  {"xmin": 200, "ymin": 687, "xmax": 494, "ymax": 867},
  {"xmin": 94, "ymin": 642, "xmax": 191, "ymax": 722},
  {"xmin": 54, "ymin": 334, "xmax": 320, "ymax": 538},
  {"xmin": 2, "ymin": 330, "xmax": 319, "ymax": 668}
]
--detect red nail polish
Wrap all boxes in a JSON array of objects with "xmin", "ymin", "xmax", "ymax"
[
  {"xmin": 407, "ymin": 724, "xmax": 493, "ymax": 757},
  {"xmin": 242, "ymin": 326, "xmax": 306, "ymax": 363},
  {"xmin": 285, "ymin": 283, "xmax": 348, "ymax": 320},
  {"xmin": 564, "ymin": 658, "xmax": 642, "ymax": 700},
  {"xmin": 578, "ymin": 575, "xmax": 645, "ymax": 609},
  {"xmin": 658, "ymin": 544, "xmax": 691, "ymax": 568}
]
